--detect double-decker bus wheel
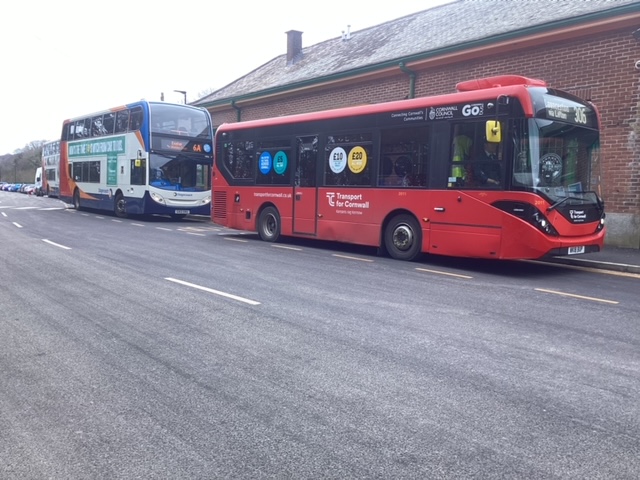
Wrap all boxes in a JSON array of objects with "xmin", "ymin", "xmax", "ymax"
[
  {"xmin": 258, "ymin": 206, "xmax": 281, "ymax": 242},
  {"xmin": 385, "ymin": 214, "xmax": 422, "ymax": 261},
  {"xmin": 114, "ymin": 193, "xmax": 127, "ymax": 219}
]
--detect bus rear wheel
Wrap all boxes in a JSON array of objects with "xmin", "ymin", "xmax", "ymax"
[
  {"xmin": 114, "ymin": 193, "xmax": 127, "ymax": 218},
  {"xmin": 384, "ymin": 214, "xmax": 422, "ymax": 261},
  {"xmin": 258, "ymin": 206, "xmax": 281, "ymax": 242}
]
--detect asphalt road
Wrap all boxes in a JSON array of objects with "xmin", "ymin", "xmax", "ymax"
[{"xmin": 1, "ymin": 191, "xmax": 639, "ymax": 479}]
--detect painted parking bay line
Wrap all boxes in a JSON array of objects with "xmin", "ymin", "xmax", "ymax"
[{"xmin": 165, "ymin": 277, "xmax": 261, "ymax": 305}]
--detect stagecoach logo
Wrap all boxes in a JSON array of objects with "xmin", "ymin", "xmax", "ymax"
[
  {"xmin": 570, "ymin": 209, "xmax": 587, "ymax": 222},
  {"xmin": 326, "ymin": 192, "xmax": 370, "ymax": 215}
]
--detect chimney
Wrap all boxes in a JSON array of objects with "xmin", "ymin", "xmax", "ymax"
[{"xmin": 286, "ymin": 30, "xmax": 303, "ymax": 66}]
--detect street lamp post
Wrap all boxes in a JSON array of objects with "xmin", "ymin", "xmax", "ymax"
[{"xmin": 174, "ymin": 90, "xmax": 187, "ymax": 104}]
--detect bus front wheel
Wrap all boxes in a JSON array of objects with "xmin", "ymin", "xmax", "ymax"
[
  {"xmin": 258, "ymin": 206, "xmax": 281, "ymax": 242},
  {"xmin": 114, "ymin": 193, "xmax": 127, "ymax": 218},
  {"xmin": 384, "ymin": 214, "xmax": 422, "ymax": 261}
]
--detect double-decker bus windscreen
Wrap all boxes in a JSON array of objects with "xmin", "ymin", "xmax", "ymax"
[
  {"xmin": 150, "ymin": 103, "xmax": 211, "ymax": 139},
  {"xmin": 149, "ymin": 153, "xmax": 211, "ymax": 192}
]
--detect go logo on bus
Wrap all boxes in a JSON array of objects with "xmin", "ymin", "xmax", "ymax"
[
  {"xmin": 462, "ymin": 103, "xmax": 484, "ymax": 117},
  {"xmin": 348, "ymin": 146, "xmax": 367, "ymax": 174}
]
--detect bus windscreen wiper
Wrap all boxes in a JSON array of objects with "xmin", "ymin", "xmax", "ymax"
[{"xmin": 547, "ymin": 196, "xmax": 586, "ymax": 212}]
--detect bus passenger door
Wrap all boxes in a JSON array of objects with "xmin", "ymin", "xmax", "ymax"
[{"xmin": 293, "ymin": 136, "xmax": 318, "ymax": 235}]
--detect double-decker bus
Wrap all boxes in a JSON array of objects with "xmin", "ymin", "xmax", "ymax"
[
  {"xmin": 59, "ymin": 100, "xmax": 213, "ymax": 218},
  {"xmin": 41, "ymin": 140, "xmax": 60, "ymax": 197},
  {"xmin": 212, "ymin": 75, "xmax": 605, "ymax": 261}
]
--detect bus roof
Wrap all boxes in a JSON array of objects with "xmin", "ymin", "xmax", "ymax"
[{"xmin": 217, "ymin": 75, "xmax": 547, "ymax": 132}]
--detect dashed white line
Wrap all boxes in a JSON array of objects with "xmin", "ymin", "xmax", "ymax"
[
  {"xmin": 42, "ymin": 239, "xmax": 72, "ymax": 250},
  {"xmin": 271, "ymin": 244, "xmax": 303, "ymax": 251},
  {"xmin": 332, "ymin": 254, "xmax": 373, "ymax": 262},
  {"xmin": 415, "ymin": 267, "xmax": 473, "ymax": 279},
  {"xmin": 535, "ymin": 288, "xmax": 618, "ymax": 304},
  {"xmin": 165, "ymin": 277, "xmax": 260, "ymax": 305}
]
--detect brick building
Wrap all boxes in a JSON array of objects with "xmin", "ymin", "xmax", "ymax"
[{"xmin": 194, "ymin": 0, "xmax": 640, "ymax": 249}]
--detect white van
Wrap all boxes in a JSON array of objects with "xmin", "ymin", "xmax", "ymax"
[{"xmin": 34, "ymin": 167, "xmax": 44, "ymax": 196}]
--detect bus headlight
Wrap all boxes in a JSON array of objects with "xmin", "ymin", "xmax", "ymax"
[
  {"xmin": 532, "ymin": 211, "xmax": 559, "ymax": 236},
  {"xmin": 150, "ymin": 192, "xmax": 166, "ymax": 205},
  {"xmin": 201, "ymin": 195, "xmax": 211, "ymax": 205}
]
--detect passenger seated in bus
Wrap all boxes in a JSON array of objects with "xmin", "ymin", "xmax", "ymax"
[{"xmin": 472, "ymin": 138, "xmax": 501, "ymax": 186}]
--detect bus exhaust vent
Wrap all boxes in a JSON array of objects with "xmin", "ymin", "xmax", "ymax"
[{"xmin": 213, "ymin": 191, "xmax": 227, "ymax": 220}]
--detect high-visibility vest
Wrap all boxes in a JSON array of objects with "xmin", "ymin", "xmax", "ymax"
[{"xmin": 452, "ymin": 135, "xmax": 472, "ymax": 178}]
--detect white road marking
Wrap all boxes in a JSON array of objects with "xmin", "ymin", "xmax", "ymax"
[
  {"xmin": 165, "ymin": 277, "xmax": 261, "ymax": 305},
  {"xmin": 42, "ymin": 239, "xmax": 72, "ymax": 250},
  {"xmin": 415, "ymin": 267, "xmax": 473, "ymax": 279},
  {"xmin": 332, "ymin": 254, "xmax": 374, "ymax": 262},
  {"xmin": 271, "ymin": 244, "xmax": 302, "ymax": 251},
  {"xmin": 535, "ymin": 288, "xmax": 618, "ymax": 304}
]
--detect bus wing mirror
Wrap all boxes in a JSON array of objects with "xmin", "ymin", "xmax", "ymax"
[{"xmin": 486, "ymin": 120, "xmax": 501, "ymax": 143}]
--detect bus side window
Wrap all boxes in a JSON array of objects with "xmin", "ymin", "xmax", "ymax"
[
  {"xmin": 450, "ymin": 125, "xmax": 473, "ymax": 187},
  {"xmin": 115, "ymin": 110, "xmax": 130, "ymax": 133},
  {"xmin": 92, "ymin": 115, "xmax": 105, "ymax": 136},
  {"xmin": 380, "ymin": 126, "xmax": 430, "ymax": 187},
  {"xmin": 75, "ymin": 120, "xmax": 86, "ymax": 138},
  {"xmin": 296, "ymin": 136, "xmax": 317, "ymax": 187},
  {"xmin": 130, "ymin": 107, "xmax": 143, "ymax": 131},
  {"xmin": 103, "ymin": 113, "xmax": 115, "ymax": 135}
]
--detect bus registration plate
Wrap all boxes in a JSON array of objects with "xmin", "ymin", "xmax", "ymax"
[
  {"xmin": 568, "ymin": 246, "xmax": 585, "ymax": 255},
  {"xmin": 175, "ymin": 210, "xmax": 190, "ymax": 214}
]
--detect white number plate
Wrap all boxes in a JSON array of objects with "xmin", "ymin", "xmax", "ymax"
[
  {"xmin": 568, "ymin": 246, "xmax": 585, "ymax": 255},
  {"xmin": 174, "ymin": 210, "xmax": 190, "ymax": 214}
]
